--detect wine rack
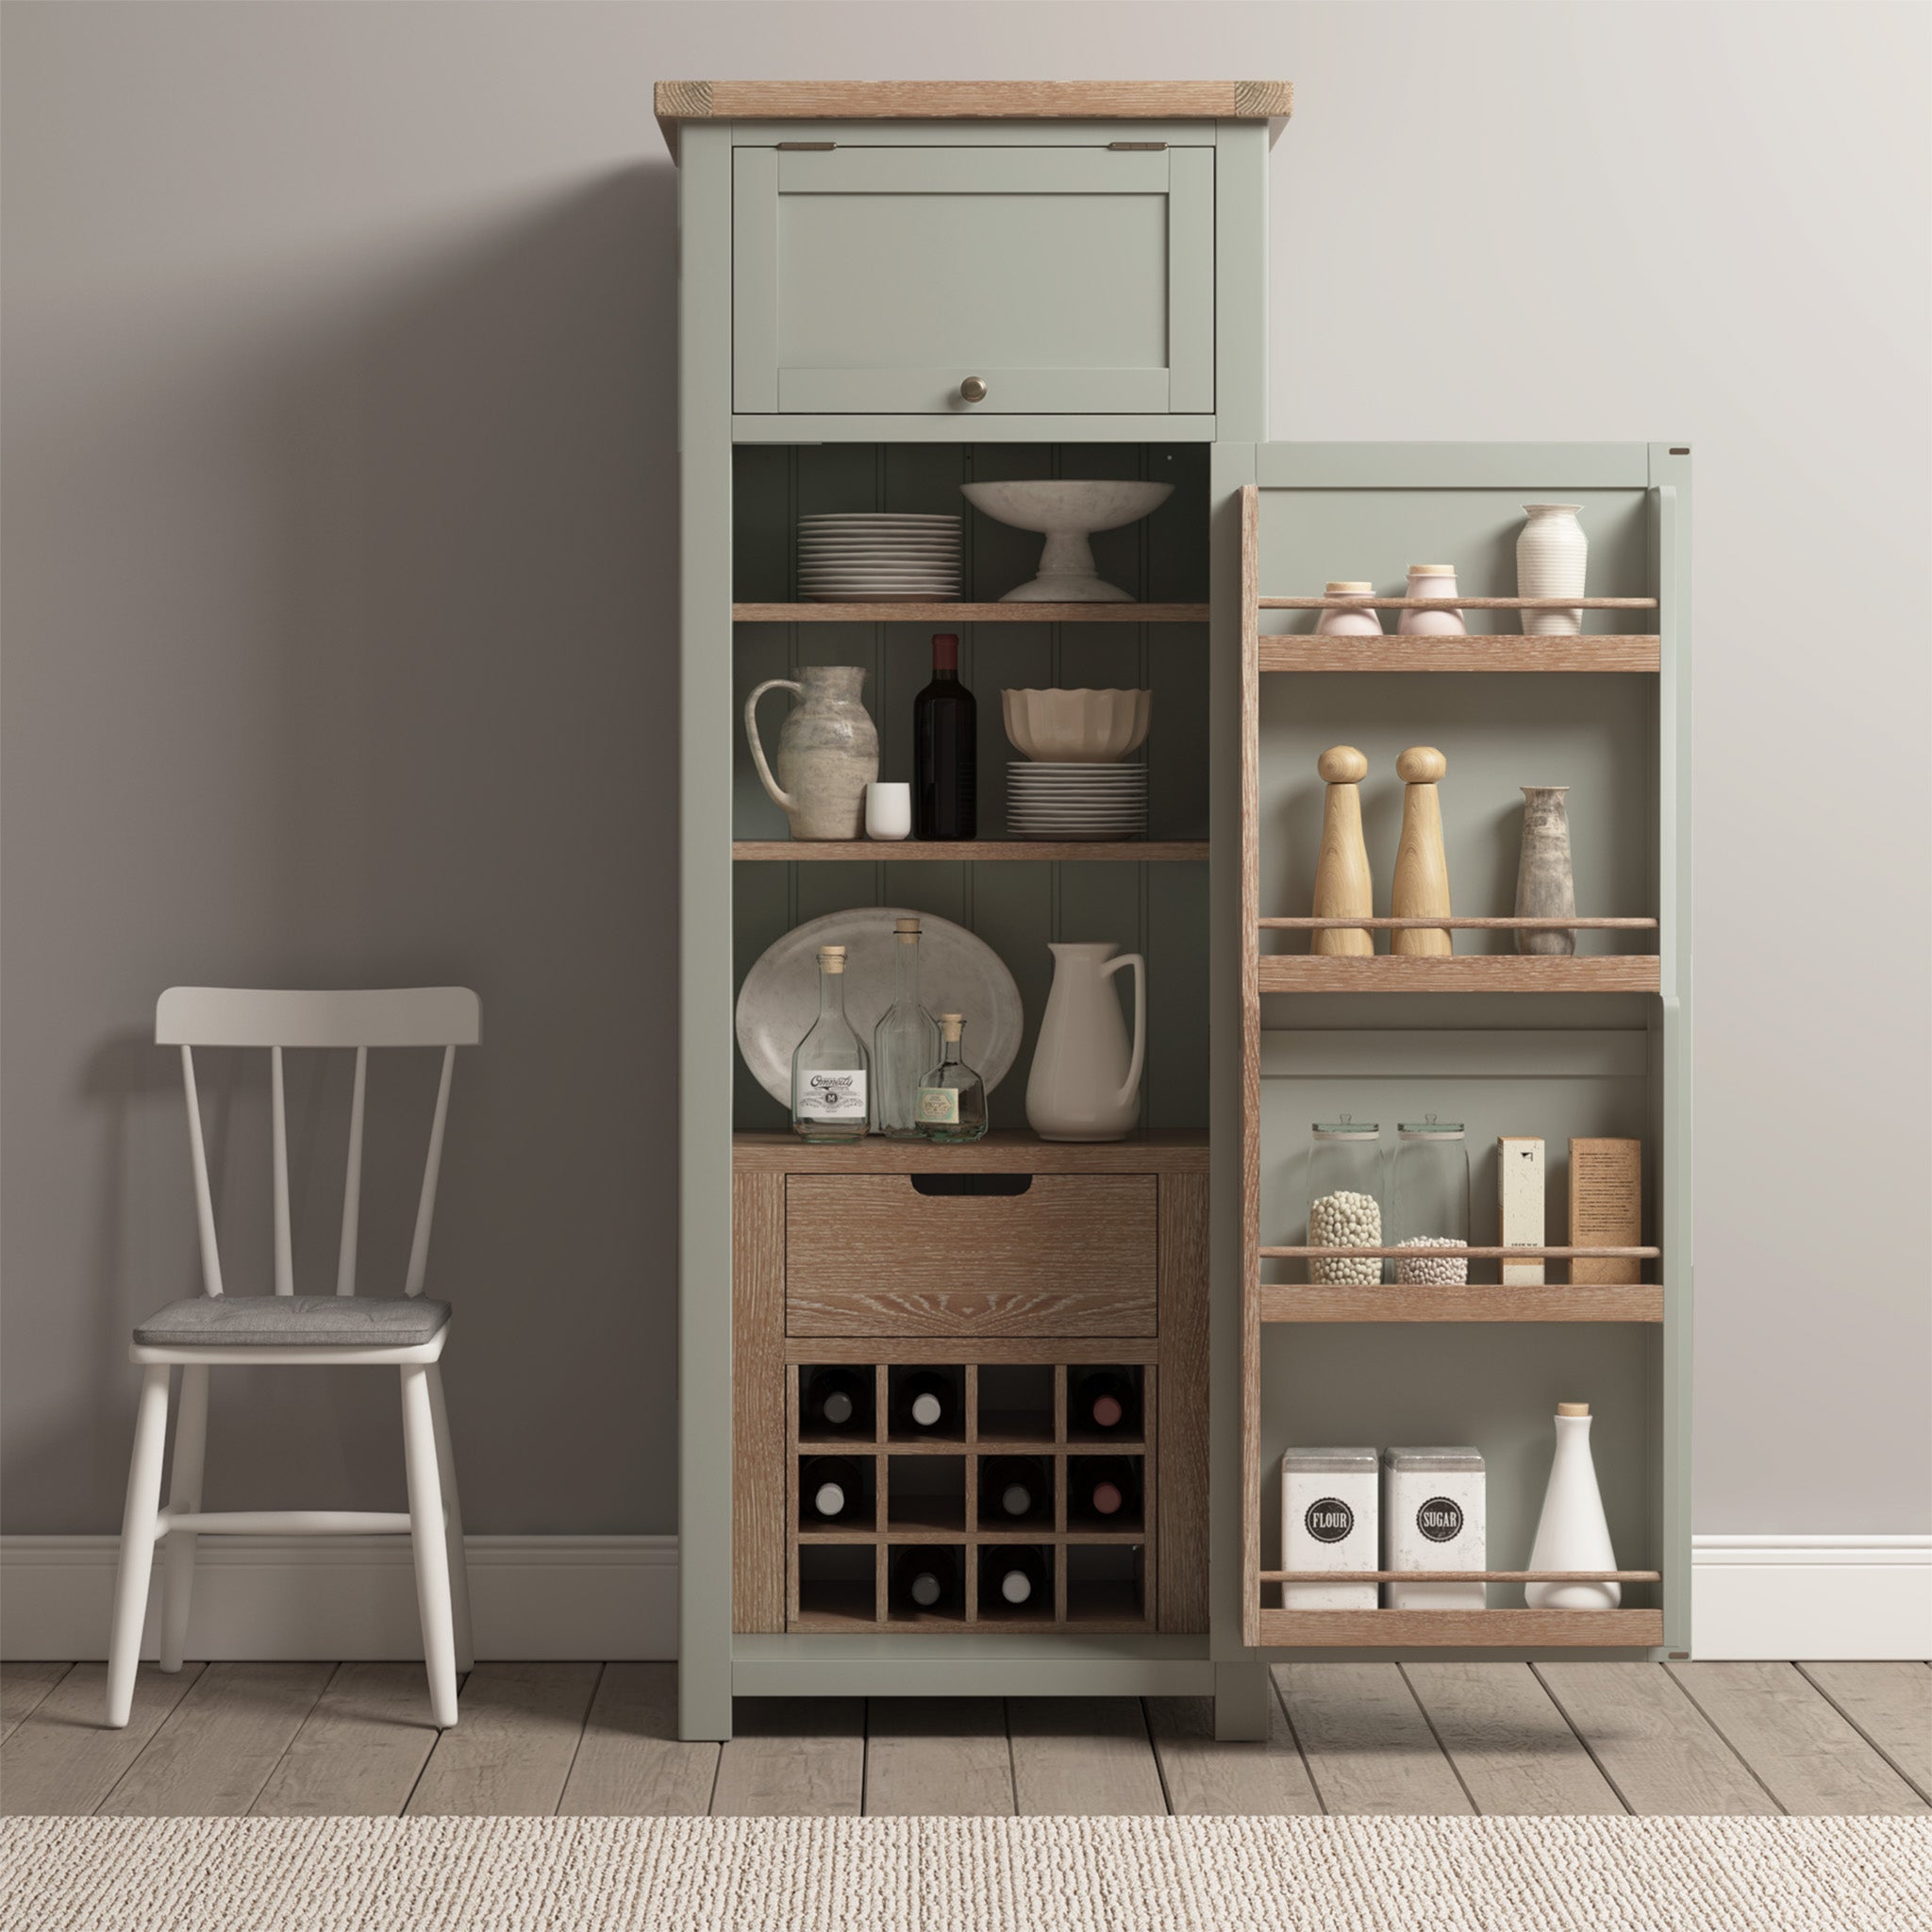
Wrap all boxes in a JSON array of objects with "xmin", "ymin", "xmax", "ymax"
[{"xmin": 789, "ymin": 1360, "xmax": 1157, "ymax": 1633}]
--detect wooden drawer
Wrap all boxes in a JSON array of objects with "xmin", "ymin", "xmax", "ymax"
[
  {"xmin": 785, "ymin": 1174, "xmax": 1158, "ymax": 1336},
  {"xmin": 732, "ymin": 145, "xmax": 1213, "ymax": 416}
]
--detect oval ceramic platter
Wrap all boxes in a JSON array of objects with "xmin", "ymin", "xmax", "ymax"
[{"xmin": 735, "ymin": 906, "xmax": 1023, "ymax": 1107}]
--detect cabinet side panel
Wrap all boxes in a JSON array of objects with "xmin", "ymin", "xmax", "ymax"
[
  {"xmin": 733, "ymin": 1168, "xmax": 786, "ymax": 1633},
  {"xmin": 1158, "ymin": 1170, "xmax": 1210, "ymax": 1632}
]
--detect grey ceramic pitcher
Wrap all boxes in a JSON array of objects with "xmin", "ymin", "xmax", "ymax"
[{"xmin": 744, "ymin": 665, "xmax": 879, "ymax": 841}]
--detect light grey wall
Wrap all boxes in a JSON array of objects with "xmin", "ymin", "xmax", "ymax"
[{"xmin": 4, "ymin": 3, "xmax": 1926, "ymax": 1538}]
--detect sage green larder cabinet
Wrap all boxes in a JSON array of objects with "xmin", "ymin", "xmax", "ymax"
[
  {"xmin": 669, "ymin": 81, "xmax": 1690, "ymax": 1744},
  {"xmin": 732, "ymin": 144, "xmax": 1214, "ymax": 415}
]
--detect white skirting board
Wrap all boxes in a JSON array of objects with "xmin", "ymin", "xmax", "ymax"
[
  {"xmin": 0, "ymin": 1535, "xmax": 675, "ymax": 1661},
  {"xmin": 3, "ymin": 1534, "xmax": 1925, "ymax": 1660},
  {"xmin": 1691, "ymin": 1537, "xmax": 1932, "ymax": 1659}
]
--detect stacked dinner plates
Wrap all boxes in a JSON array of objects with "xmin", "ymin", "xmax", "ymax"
[
  {"xmin": 1006, "ymin": 763, "xmax": 1148, "ymax": 841},
  {"xmin": 798, "ymin": 513, "xmax": 961, "ymax": 602}
]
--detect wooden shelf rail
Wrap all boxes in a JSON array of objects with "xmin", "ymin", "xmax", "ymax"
[
  {"xmin": 734, "ymin": 602, "xmax": 1209, "ymax": 624},
  {"xmin": 1258, "ymin": 635, "xmax": 1661, "ymax": 674},
  {"xmin": 1258, "ymin": 954, "xmax": 1660, "ymax": 991},
  {"xmin": 1259, "ymin": 1283, "xmax": 1663, "ymax": 1324},
  {"xmin": 1259, "ymin": 1569, "xmax": 1660, "ymax": 1584},
  {"xmin": 1254, "ymin": 1607, "xmax": 1665, "ymax": 1647}
]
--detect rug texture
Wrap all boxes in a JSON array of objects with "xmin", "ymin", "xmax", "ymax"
[{"xmin": 5, "ymin": 1814, "xmax": 1928, "ymax": 1932}]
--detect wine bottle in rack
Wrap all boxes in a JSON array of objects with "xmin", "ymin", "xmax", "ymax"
[
  {"xmin": 912, "ymin": 632, "xmax": 976, "ymax": 839},
  {"xmin": 980, "ymin": 1455, "xmax": 1050, "ymax": 1522},
  {"xmin": 1073, "ymin": 1370, "xmax": 1140, "ymax": 1435},
  {"xmin": 985, "ymin": 1546, "xmax": 1049, "ymax": 1610},
  {"xmin": 1077, "ymin": 1457, "xmax": 1141, "ymax": 1521},
  {"xmin": 893, "ymin": 1369, "xmax": 954, "ymax": 1433},
  {"xmin": 892, "ymin": 1546, "xmax": 960, "ymax": 1614},
  {"xmin": 801, "ymin": 1456, "xmax": 865, "ymax": 1522},
  {"xmin": 802, "ymin": 1366, "xmax": 871, "ymax": 1437}
]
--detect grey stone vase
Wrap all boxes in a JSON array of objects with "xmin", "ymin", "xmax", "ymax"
[
  {"xmin": 744, "ymin": 665, "xmax": 879, "ymax": 841},
  {"xmin": 1514, "ymin": 786, "xmax": 1577, "ymax": 955}
]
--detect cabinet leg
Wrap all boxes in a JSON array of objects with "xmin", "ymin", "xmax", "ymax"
[
  {"xmin": 1212, "ymin": 1661, "xmax": 1272, "ymax": 1741},
  {"xmin": 678, "ymin": 1660, "xmax": 734, "ymax": 1742}
]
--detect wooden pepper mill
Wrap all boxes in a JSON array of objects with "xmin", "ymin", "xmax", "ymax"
[
  {"xmin": 1391, "ymin": 745, "xmax": 1453, "ymax": 955},
  {"xmin": 1311, "ymin": 745, "xmax": 1374, "ymax": 956}
]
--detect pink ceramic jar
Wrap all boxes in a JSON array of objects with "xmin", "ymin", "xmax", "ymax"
[
  {"xmin": 1314, "ymin": 580, "xmax": 1383, "ymax": 637},
  {"xmin": 1397, "ymin": 564, "xmax": 1467, "ymax": 636}
]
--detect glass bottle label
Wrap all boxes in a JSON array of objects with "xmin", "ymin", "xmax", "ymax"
[
  {"xmin": 915, "ymin": 1086, "xmax": 959, "ymax": 1124},
  {"xmin": 799, "ymin": 1072, "xmax": 867, "ymax": 1121}
]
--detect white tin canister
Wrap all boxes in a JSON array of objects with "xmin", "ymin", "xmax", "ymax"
[
  {"xmin": 1281, "ymin": 1447, "xmax": 1379, "ymax": 1609},
  {"xmin": 1382, "ymin": 1446, "xmax": 1486, "ymax": 1609}
]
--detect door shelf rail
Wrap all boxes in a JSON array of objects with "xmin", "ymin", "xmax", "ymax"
[
  {"xmin": 1254, "ymin": 1607, "xmax": 1665, "ymax": 1648},
  {"xmin": 1258, "ymin": 1283, "xmax": 1664, "ymax": 1324}
]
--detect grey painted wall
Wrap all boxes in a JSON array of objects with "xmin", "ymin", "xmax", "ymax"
[{"xmin": 4, "ymin": 2, "xmax": 1926, "ymax": 1538}]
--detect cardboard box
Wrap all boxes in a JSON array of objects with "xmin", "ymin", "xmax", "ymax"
[
  {"xmin": 1568, "ymin": 1137, "xmax": 1641, "ymax": 1285},
  {"xmin": 1498, "ymin": 1137, "xmax": 1546, "ymax": 1285}
]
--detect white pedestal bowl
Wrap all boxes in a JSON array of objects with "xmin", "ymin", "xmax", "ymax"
[{"xmin": 961, "ymin": 480, "xmax": 1174, "ymax": 602}]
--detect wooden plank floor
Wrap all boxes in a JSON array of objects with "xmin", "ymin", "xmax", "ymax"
[{"xmin": 4, "ymin": 1661, "xmax": 1926, "ymax": 1817}]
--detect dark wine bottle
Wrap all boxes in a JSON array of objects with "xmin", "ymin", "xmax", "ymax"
[
  {"xmin": 913, "ymin": 632, "xmax": 976, "ymax": 839},
  {"xmin": 1076, "ymin": 1457, "xmax": 1141, "ymax": 1521},
  {"xmin": 801, "ymin": 1456, "xmax": 864, "ymax": 1521},
  {"xmin": 891, "ymin": 1545, "xmax": 960, "ymax": 1613},
  {"xmin": 983, "ymin": 1545, "xmax": 1049, "ymax": 1610},
  {"xmin": 803, "ymin": 1367, "xmax": 870, "ymax": 1436},
  {"xmin": 1073, "ymin": 1370, "xmax": 1140, "ymax": 1435},
  {"xmin": 893, "ymin": 1368, "xmax": 954, "ymax": 1433},
  {"xmin": 980, "ymin": 1455, "xmax": 1049, "ymax": 1522}
]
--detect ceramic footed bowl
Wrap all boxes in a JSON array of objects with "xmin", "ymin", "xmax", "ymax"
[
  {"xmin": 961, "ymin": 480, "xmax": 1174, "ymax": 602},
  {"xmin": 1001, "ymin": 689, "xmax": 1153, "ymax": 763}
]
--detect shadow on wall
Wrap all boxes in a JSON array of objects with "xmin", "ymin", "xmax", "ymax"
[{"xmin": 20, "ymin": 165, "xmax": 682, "ymax": 1536}]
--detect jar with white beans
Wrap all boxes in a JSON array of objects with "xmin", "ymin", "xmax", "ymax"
[
  {"xmin": 1307, "ymin": 1119, "xmax": 1384, "ymax": 1286},
  {"xmin": 1391, "ymin": 1117, "xmax": 1470, "ymax": 1286}
]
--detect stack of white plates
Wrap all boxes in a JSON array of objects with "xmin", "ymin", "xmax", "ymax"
[
  {"xmin": 1007, "ymin": 764, "xmax": 1148, "ymax": 841},
  {"xmin": 798, "ymin": 513, "xmax": 961, "ymax": 602}
]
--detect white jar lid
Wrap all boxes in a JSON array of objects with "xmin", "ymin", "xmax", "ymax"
[{"xmin": 1384, "ymin": 1446, "xmax": 1485, "ymax": 1472}]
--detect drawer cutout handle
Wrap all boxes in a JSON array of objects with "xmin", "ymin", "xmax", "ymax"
[{"xmin": 910, "ymin": 1174, "xmax": 1033, "ymax": 1198}]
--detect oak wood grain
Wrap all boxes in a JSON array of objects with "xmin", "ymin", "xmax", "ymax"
[
  {"xmin": 250, "ymin": 1663, "xmax": 445, "ymax": 1816},
  {"xmin": 1157, "ymin": 1171, "xmax": 1209, "ymax": 1634},
  {"xmin": 1536, "ymin": 1662, "xmax": 1779, "ymax": 1815},
  {"xmin": 1008, "ymin": 1697, "xmax": 1167, "ymax": 1816},
  {"xmin": 1402, "ymin": 1662, "xmax": 1624, "ymax": 1816},
  {"xmin": 788, "ymin": 1288, "xmax": 1157, "ymax": 1339},
  {"xmin": 1257, "ymin": 1608, "xmax": 1664, "ymax": 1647},
  {"xmin": 557, "ymin": 1663, "xmax": 720, "ymax": 1816},
  {"xmin": 862, "ymin": 1697, "xmax": 1014, "ymax": 1816},
  {"xmin": 1667, "ymin": 1661, "xmax": 1929, "ymax": 1815},
  {"xmin": 1274, "ymin": 1663, "xmax": 1472, "ymax": 1816},
  {"xmin": 710, "ymin": 1696, "xmax": 865, "ymax": 1817},
  {"xmin": 405, "ymin": 1662, "xmax": 600, "ymax": 1817},
  {"xmin": 733, "ymin": 1168, "xmax": 786, "ymax": 1632},
  {"xmin": 1258, "ymin": 1283, "xmax": 1664, "ymax": 1323},
  {"xmin": 0, "ymin": 1662, "xmax": 204, "ymax": 1816},
  {"xmin": 1798, "ymin": 1660, "xmax": 1932, "ymax": 1803},
  {"xmin": 734, "ymin": 1131, "xmax": 1207, "ymax": 1173},
  {"xmin": 1259, "ymin": 635, "xmax": 1660, "ymax": 674},
  {"xmin": 1146, "ymin": 1693, "xmax": 1323, "ymax": 1815},
  {"xmin": 785, "ymin": 1334, "xmax": 1161, "ymax": 1365},
  {"xmin": 1257, "ymin": 954, "xmax": 1660, "ymax": 992}
]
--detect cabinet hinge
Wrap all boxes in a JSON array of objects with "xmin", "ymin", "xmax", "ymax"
[
  {"xmin": 1108, "ymin": 141, "xmax": 1168, "ymax": 151},
  {"xmin": 776, "ymin": 141, "xmax": 836, "ymax": 152}
]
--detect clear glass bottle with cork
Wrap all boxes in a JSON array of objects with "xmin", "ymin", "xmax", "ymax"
[
  {"xmin": 916, "ymin": 1013, "xmax": 988, "ymax": 1141},
  {"xmin": 873, "ymin": 917, "xmax": 940, "ymax": 1139},
  {"xmin": 790, "ymin": 944, "xmax": 870, "ymax": 1142}
]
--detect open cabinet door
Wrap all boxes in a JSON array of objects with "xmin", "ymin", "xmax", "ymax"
[{"xmin": 1230, "ymin": 442, "xmax": 1690, "ymax": 1654}]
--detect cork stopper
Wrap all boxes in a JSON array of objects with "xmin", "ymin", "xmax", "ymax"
[
  {"xmin": 1395, "ymin": 745, "xmax": 1447, "ymax": 784},
  {"xmin": 816, "ymin": 945, "xmax": 847, "ymax": 974},
  {"xmin": 1325, "ymin": 580, "xmax": 1373, "ymax": 595},
  {"xmin": 894, "ymin": 918, "xmax": 922, "ymax": 940},
  {"xmin": 1557, "ymin": 1402, "xmax": 1591, "ymax": 1417},
  {"xmin": 939, "ymin": 1012, "xmax": 964, "ymax": 1041},
  {"xmin": 1318, "ymin": 744, "xmax": 1369, "ymax": 784}
]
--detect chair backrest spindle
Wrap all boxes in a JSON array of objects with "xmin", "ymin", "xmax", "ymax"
[
  {"xmin": 404, "ymin": 1045, "xmax": 456, "ymax": 1300},
  {"xmin": 271, "ymin": 1045, "xmax": 294, "ymax": 1295},
  {"xmin": 179, "ymin": 1045, "xmax": 226, "ymax": 1299},
  {"xmin": 335, "ymin": 1045, "xmax": 368, "ymax": 1297}
]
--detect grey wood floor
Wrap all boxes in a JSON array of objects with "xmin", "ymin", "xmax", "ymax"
[{"xmin": 3, "ymin": 1660, "xmax": 1926, "ymax": 1819}]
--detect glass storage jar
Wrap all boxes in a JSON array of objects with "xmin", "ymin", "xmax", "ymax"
[
  {"xmin": 1307, "ymin": 1119, "xmax": 1383, "ymax": 1285},
  {"xmin": 1390, "ymin": 1117, "xmax": 1470, "ymax": 1284}
]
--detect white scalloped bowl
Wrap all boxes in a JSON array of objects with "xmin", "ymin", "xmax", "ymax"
[{"xmin": 1001, "ymin": 689, "xmax": 1152, "ymax": 764}]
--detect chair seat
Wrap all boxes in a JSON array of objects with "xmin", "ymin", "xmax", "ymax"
[{"xmin": 133, "ymin": 1295, "xmax": 453, "ymax": 1348}]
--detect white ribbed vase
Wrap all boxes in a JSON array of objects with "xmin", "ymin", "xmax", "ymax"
[
  {"xmin": 1524, "ymin": 1406, "xmax": 1621, "ymax": 1610},
  {"xmin": 1516, "ymin": 504, "xmax": 1588, "ymax": 635}
]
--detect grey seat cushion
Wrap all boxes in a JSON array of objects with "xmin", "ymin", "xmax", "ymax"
[{"xmin": 133, "ymin": 1295, "xmax": 452, "ymax": 1348}]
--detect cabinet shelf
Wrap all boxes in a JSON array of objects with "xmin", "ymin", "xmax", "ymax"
[
  {"xmin": 1259, "ymin": 634, "xmax": 1660, "ymax": 673},
  {"xmin": 733, "ymin": 1131, "xmax": 1208, "ymax": 1174},
  {"xmin": 1254, "ymin": 1607, "xmax": 1664, "ymax": 1648},
  {"xmin": 734, "ymin": 840, "xmax": 1208, "ymax": 862},
  {"xmin": 1259, "ymin": 1284, "xmax": 1664, "ymax": 1324},
  {"xmin": 1257, "ymin": 954, "xmax": 1660, "ymax": 992},
  {"xmin": 734, "ymin": 602, "xmax": 1209, "ymax": 624}
]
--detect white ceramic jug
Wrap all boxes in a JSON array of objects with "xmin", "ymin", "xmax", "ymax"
[{"xmin": 1025, "ymin": 942, "xmax": 1145, "ymax": 1142}]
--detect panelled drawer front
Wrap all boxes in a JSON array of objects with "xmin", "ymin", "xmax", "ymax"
[
  {"xmin": 785, "ymin": 1174, "xmax": 1157, "ymax": 1336},
  {"xmin": 733, "ymin": 145, "xmax": 1214, "ymax": 417}
]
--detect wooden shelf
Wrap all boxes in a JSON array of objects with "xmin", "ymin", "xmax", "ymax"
[
  {"xmin": 1259, "ymin": 596, "xmax": 1658, "ymax": 610},
  {"xmin": 1259, "ymin": 1284, "xmax": 1664, "ymax": 1323},
  {"xmin": 1258, "ymin": 916, "xmax": 1657, "ymax": 933},
  {"xmin": 1258, "ymin": 954, "xmax": 1660, "ymax": 992},
  {"xmin": 1254, "ymin": 1607, "xmax": 1664, "ymax": 1648},
  {"xmin": 734, "ymin": 602, "xmax": 1208, "ymax": 625},
  {"xmin": 734, "ymin": 841, "xmax": 1208, "ymax": 862},
  {"xmin": 1259, "ymin": 635, "xmax": 1660, "ymax": 673},
  {"xmin": 1261, "ymin": 1570, "xmax": 1660, "ymax": 1584},
  {"xmin": 734, "ymin": 1131, "xmax": 1209, "ymax": 1174},
  {"xmin": 1259, "ymin": 1246, "xmax": 1660, "ymax": 1261}
]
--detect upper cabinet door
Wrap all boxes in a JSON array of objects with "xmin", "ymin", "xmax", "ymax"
[{"xmin": 732, "ymin": 145, "xmax": 1214, "ymax": 416}]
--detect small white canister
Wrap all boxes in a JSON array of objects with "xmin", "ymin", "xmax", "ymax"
[
  {"xmin": 1382, "ymin": 1447, "xmax": 1486, "ymax": 1609},
  {"xmin": 1281, "ymin": 1448, "xmax": 1379, "ymax": 1609}
]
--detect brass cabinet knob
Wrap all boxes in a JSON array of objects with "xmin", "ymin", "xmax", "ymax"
[{"xmin": 958, "ymin": 376, "xmax": 989, "ymax": 404}]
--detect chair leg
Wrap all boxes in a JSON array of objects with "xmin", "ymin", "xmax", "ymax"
[
  {"xmin": 106, "ymin": 1365, "xmax": 171, "ymax": 1727},
  {"xmin": 400, "ymin": 1363, "xmax": 459, "ymax": 1729},
  {"xmin": 158, "ymin": 1365, "xmax": 208, "ymax": 1673},
  {"xmin": 425, "ymin": 1363, "xmax": 474, "ymax": 1672}
]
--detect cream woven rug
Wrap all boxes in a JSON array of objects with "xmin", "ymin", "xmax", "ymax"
[{"xmin": 6, "ymin": 1815, "xmax": 1928, "ymax": 1931}]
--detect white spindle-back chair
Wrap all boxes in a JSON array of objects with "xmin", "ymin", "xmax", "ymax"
[{"xmin": 105, "ymin": 988, "xmax": 482, "ymax": 1731}]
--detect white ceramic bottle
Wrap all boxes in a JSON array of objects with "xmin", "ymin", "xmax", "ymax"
[
  {"xmin": 1516, "ymin": 504, "xmax": 1588, "ymax": 635},
  {"xmin": 1524, "ymin": 1403, "xmax": 1621, "ymax": 1609}
]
